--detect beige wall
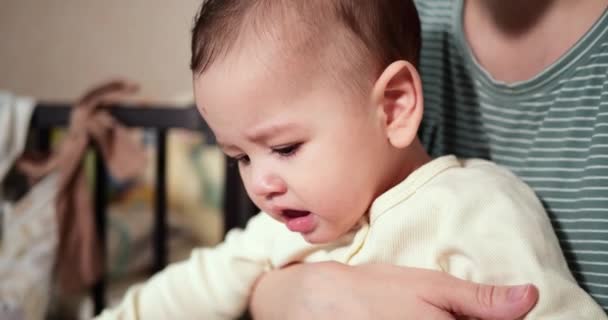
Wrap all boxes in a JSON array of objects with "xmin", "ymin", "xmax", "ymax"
[{"xmin": 0, "ymin": 0, "xmax": 201, "ymax": 102}]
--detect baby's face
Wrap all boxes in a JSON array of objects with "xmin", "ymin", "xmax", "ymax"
[{"xmin": 193, "ymin": 41, "xmax": 392, "ymax": 243}]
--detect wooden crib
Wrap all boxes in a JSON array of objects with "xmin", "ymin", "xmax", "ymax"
[{"xmin": 30, "ymin": 104, "xmax": 258, "ymax": 315}]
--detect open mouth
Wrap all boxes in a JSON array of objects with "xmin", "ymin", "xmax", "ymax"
[
  {"xmin": 280, "ymin": 209, "xmax": 315, "ymax": 233},
  {"xmin": 281, "ymin": 209, "xmax": 311, "ymax": 219}
]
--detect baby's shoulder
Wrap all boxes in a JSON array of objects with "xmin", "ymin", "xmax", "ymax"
[
  {"xmin": 421, "ymin": 157, "xmax": 544, "ymax": 215},
  {"xmin": 436, "ymin": 158, "xmax": 531, "ymax": 193}
]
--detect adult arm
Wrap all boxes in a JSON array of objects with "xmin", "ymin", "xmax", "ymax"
[{"xmin": 250, "ymin": 262, "xmax": 538, "ymax": 320}]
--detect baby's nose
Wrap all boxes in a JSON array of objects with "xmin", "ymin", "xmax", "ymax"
[{"xmin": 250, "ymin": 170, "xmax": 287, "ymax": 200}]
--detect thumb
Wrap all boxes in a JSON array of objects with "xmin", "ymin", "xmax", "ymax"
[{"xmin": 438, "ymin": 280, "xmax": 539, "ymax": 320}]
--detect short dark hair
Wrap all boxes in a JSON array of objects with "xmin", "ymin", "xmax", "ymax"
[{"xmin": 190, "ymin": 0, "xmax": 420, "ymax": 81}]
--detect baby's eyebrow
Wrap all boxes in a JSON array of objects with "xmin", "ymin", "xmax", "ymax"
[
  {"xmin": 245, "ymin": 122, "xmax": 296, "ymax": 142},
  {"xmin": 217, "ymin": 141, "xmax": 238, "ymax": 153}
]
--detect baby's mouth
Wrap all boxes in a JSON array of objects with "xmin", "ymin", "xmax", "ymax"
[
  {"xmin": 280, "ymin": 209, "xmax": 315, "ymax": 233},
  {"xmin": 281, "ymin": 209, "xmax": 311, "ymax": 219}
]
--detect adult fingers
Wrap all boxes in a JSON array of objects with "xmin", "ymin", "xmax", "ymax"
[
  {"xmin": 429, "ymin": 275, "xmax": 538, "ymax": 320},
  {"xmin": 79, "ymin": 79, "xmax": 139, "ymax": 106}
]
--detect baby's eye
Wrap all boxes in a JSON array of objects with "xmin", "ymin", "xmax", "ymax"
[
  {"xmin": 227, "ymin": 154, "xmax": 250, "ymax": 166},
  {"xmin": 272, "ymin": 143, "xmax": 301, "ymax": 157}
]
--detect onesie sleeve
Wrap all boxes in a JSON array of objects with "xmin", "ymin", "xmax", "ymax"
[
  {"xmin": 95, "ymin": 212, "xmax": 281, "ymax": 320},
  {"xmin": 435, "ymin": 164, "xmax": 606, "ymax": 319}
]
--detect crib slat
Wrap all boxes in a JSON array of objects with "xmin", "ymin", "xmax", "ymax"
[
  {"xmin": 93, "ymin": 150, "xmax": 108, "ymax": 314},
  {"xmin": 153, "ymin": 129, "xmax": 168, "ymax": 273},
  {"xmin": 223, "ymin": 160, "xmax": 258, "ymax": 234}
]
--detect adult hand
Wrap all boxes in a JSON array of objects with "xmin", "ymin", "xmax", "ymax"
[{"xmin": 250, "ymin": 262, "xmax": 538, "ymax": 320}]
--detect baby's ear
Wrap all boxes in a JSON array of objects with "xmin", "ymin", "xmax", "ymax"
[{"xmin": 371, "ymin": 60, "xmax": 423, "ymax": 149}]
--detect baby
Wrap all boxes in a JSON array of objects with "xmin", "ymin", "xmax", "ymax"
[{"xmin": 97, "ymin": 0, "xmax": 605, "ymax": 319}]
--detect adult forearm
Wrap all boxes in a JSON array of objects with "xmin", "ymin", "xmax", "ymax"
[
  {"xmin": 250, "ymin": 262, "xmax": 351, "ymax": 320},
  {"xmin": 249, "ymin": 262, "xmax": 538, "ymax": 320}
]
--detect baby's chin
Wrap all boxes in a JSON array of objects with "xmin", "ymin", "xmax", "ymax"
[
  {"xmin": 301, "ymin": 234, "xmax": 330, "ymax": 244},
  {"xmin": 300, "ymin": 227, "xmax": 353, "ymax": 245}
]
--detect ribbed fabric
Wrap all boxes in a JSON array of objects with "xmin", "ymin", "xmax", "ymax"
[
  {"xmin": 97, "ymin": 156, "xmax": 605, "ymax": 319},
  {"xmin": 415, "ymin": 0, "xmax": 608, "ymax": 311}
]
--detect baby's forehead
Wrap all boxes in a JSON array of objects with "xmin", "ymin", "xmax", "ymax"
[
  {"xmin": 194, "ymin": 40, "xmax": 313, "ymax": 109},
  {"xmin": 207, "ymin": 28, "xmax": 332, "ymax": 83},
  {"xmin": 195, "ymin": 40, "xmax": 373, "ymax": 122}
]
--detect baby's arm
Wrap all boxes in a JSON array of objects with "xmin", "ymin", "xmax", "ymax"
[
  {"xmin": 95, "ymin": 213, "xmax": 281, "ymax": 320},
  {"xmin": 436, "ymin": 165, "xmax": 606, "ymax": 319}
]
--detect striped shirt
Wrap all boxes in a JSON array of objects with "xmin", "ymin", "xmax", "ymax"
[{"xmin": 415, "ymin": 0, "xmax": 608, "ymax": 311}]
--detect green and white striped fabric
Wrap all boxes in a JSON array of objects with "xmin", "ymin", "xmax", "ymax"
[{"xmin": 415, "ymin": 0, "xmax": 608, "ymax": 311}]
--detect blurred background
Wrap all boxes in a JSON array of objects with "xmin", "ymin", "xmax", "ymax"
[
  {"xmin": 0, "ymin": 1, "xmax": 229, "ymax": 319},
  {"xmin": 0, "ymin": 0, "xmax": 198, "ymax": 102}
]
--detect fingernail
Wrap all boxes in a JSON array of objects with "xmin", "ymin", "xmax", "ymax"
[{"xmin": 507, "ymin": 285, "xmax": 529, "ymax": 302}]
